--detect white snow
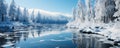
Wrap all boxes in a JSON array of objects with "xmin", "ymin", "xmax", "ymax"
[
  {"xmin": 67, "ymin": 0, "xmax": 120, "ymax": 43},
  {"xmin": 28, "ymin": 9, "xmax": 72, "ymax": 17}
]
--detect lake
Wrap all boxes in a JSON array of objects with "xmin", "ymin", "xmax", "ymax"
[{"xmin": 0, "ymin": 24, "xmax": 77, "ymax": 48}]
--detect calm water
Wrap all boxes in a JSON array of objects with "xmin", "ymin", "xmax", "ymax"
[{"xmin": 0, "ymin": 24, "xmax": 77, "ymax": 48}]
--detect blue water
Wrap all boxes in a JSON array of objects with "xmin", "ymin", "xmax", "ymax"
[
  {"xmin": 0, "ymin": 25, "xmax": 77, "ymax": 48},
  {"xmin": 15, "ymin": 32, "xmax": 76, "ymax": 48}
]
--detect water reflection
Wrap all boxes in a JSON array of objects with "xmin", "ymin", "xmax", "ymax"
[
  {"xmin": 72, "ymin": 32, "xmax": 118, "ymax": 48},
  {"xmin": 0, "ymin": 24, "xmax": 75, "ymax": 48},
  {"xmin": 0, "ymin": 31, "xmax": 28, "ymax": 48}
]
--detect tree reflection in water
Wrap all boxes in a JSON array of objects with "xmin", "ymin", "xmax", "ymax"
[
  {"xmin": 72, "ymin": 32, "xmax": 115, "ymax": 48},
  {"xmin": 0, "ymin": 24, "xmax": 66, "ymax": 48}
]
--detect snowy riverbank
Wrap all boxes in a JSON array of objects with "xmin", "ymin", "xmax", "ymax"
[
  {"xmin": 67, "ymin": 22, "xmax": 120, "ymax": 48},
  {"xmin": 0, "ymin": 21, "xmax": 30, "ymax": 32}
]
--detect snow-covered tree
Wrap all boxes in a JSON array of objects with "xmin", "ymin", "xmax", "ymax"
[
  {"xmin": 0, "ymin": 0, "xmax": 7, "ymax": 22},
  {"xmin": 76, "ymin": 0, "xmax": 86, "ymax": 22},
  {"xmin": 85, "ymin": 0, "xmax": 91, "ymax": 21},
  {"xmin": 84, "ymin": 0, "xmax": 95, "ymax": 22},
  {"xmin": 72, "ymin": 7, "xmax": 77, "ymax": 21},
  {"xmin": 16, "ymin": 6, "xmax": 21, "ymax": 21},
  {"xmin": 31, "ymin": 10, "xmax": 35, "ymax": 23},
  {"xmin": 95, "ymin": 0, "xmax": 116, "ymax": 23},
  {"xmin": 23, "ymin": 8, "xmax": 29, "ymax": 23},
  {"xmin": 36, "ymin": 12, "xmax": 41, "ymax": 23},
  {"xmin": 113, "ymin": 0, "xmax": 120, "ymax": 21},
  {"xmin": 104, "ymin": 0, "xmax": 116, "ymax": 22},
  {"xmin": 9, "ymin": 0, "xmax": 17, "ymax": 21},
  {"xmin": 73, "ymin": 0, "xmax": 94, "ymax": 23}
]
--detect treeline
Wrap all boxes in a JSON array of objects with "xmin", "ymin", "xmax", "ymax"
[
  {"xmin": 73, "ymin": 0, "xmax": 120, "ymax": 23},
  {"xmin": 0, "ymin": 0, "xmax": 68, "ymax": 24}
]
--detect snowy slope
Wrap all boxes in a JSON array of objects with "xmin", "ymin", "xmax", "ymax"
[
  {"xmin": 28, "ymin": 9, "xmax": 71, "ymax": 21},
  {"xmin": 28, "ymin": 9, "xmax": 71, "ymax": 24}
]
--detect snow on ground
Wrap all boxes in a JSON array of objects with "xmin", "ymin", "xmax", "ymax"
[{"xmin": 68, "ymin": 21, "xmax": 120, "ymax": 41}]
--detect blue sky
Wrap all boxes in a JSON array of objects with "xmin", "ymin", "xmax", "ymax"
[{"xmin": 6, "ymin": 0, "xmax": 78, "ymax": 14}]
